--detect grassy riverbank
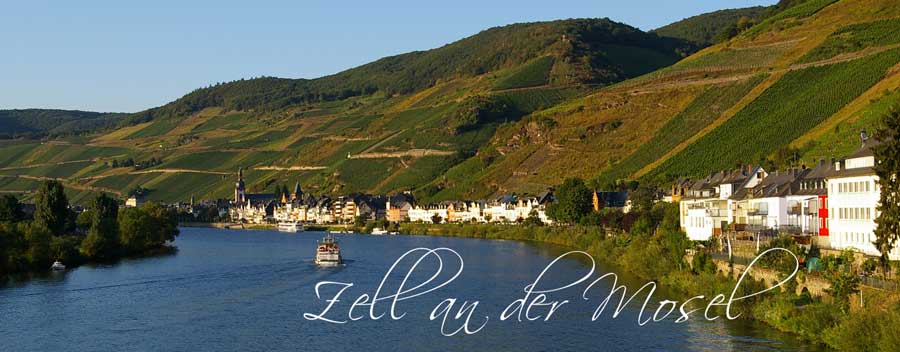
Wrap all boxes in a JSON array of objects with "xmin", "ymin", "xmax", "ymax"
[{"xmin": 400, "ymin": 214, "xmax": 900, "ymax": 350}]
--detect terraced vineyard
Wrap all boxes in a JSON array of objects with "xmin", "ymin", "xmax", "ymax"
[{"xmin": 648, "ymin": 47, "xmax": 900, "ymax": 178}]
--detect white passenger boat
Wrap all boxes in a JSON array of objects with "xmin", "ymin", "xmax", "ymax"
[
  {"xmin": 277, "ymin": 222, "xmax": 304, "ymax": 233},
  {"xmin": 50, "ymin": 261, "xmax": 66, "ymax": 271},
  {"xmin": 315, "ymin": 235, "xmax": 342, "ymax": 267},
  {"xmin": 371, "ymin": 227, "xmax": 388, "ymax": 235}
]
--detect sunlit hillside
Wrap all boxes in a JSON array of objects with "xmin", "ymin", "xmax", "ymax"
[{"xmin": 1, "ymin": 0, "xmax": 898, "ymax": 204}]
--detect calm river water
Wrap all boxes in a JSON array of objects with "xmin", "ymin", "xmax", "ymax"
[{"xmin": 0, "ymin": 227, "xmax": 826, "ymax": 351}]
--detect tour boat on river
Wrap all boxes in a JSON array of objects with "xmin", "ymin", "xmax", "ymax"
[
  {"xmin": 50, "ymin": 261, "xmax": 66, "ymax": 271},
  {"xmin": 277, "ymin": 222, "xmax": 304, "ymax": 233},
  {"xmin": 315, "ymin": 234, "xmax": 342, "ymax": 266}
]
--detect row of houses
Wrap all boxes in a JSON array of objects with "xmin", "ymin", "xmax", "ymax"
[
  {"xmin": 676, "ymin": 137, "xmax": 896, "ymax": 260},
  {"xmin": 406, "ymin": 192, "xmax": 554, "ymax": 224},
  {"xmin": 228, "ymin": 167, "xmax": 556, "ymax": 225}
]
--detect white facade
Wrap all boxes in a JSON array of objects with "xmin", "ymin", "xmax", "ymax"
[
  {"xmin": 408, "ymin": 205, "xmax": 449, "ymax": 223},
  {"xmin": 825, "ymin": 153, "xmax": 899, "ymax": 260}
]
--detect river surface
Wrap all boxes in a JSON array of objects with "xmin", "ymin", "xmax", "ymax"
[{"xmin": 0, "ymin": 227, "xmax": 826, "ymax": 351}]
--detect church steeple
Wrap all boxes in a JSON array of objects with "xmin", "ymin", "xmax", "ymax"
[
  {"xmin": 234, "ymin": 167, "xmax": 246, "ymax": 204},
  {"xmin": 291, "ymin": 182, "xmax": 302, "ymax": 201}
]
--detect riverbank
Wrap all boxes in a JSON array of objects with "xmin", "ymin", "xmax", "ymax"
[
  {"xmin": 178, "ymin": 222, "xmax": 342, "ymax": 232},
  {"xmin": 398, "ymin": 222, "xmax": 900, "ymax": 350}
]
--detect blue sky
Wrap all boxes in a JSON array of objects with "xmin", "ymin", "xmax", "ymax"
[{"xmin": 0, "ymin": 0, "xmax": 776, "ymax": 113}]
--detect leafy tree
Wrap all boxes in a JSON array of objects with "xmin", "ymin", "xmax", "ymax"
[
  {"xmin": 50, "ymin": 235, "xmax": 83, "ymax": 265},
  {"xmin": 0, "ymin": 195, "xmax": 24, "ymax": 222},
  {"xmin": 522, "ymin": 209, "xmax": 544, "ymax": 227},
  {"xmin": 80, "ymin": 194, "xmax": 120, "ymax": 260},
  {"xmin": 118, "ymin": 207, "xmax": 154, "ymax": 254},
  {"xmin": 142, "ymin": 202, "xmax": 179, "ymax": 245},
  {"xmin": 34, "ymin": 181, "xmax": 69, "ymax": 236},
  {"xmin": 546, "ymin": 178, "xmax": 592, "ymax": 224},
  {"xmin": 691, "ymin": 251, "xmax": 717, "ymax": 275},
  {"xmin": 873, "ymin": 105, "xmax": 900, "ymax": 277},
  {"xmin": 431, "ymin": 214, "xmax": 443, "ymax": 224},
  {"xmin": 75, "ymin": 210, "xmax": 92, "ymax": 231},
  {"xmin": 20, "ymin": 222, "xmax": 51, "ymax": 269},
  {"xmin": 825, "ymin": 270, "xmax": 860, "ymax": 314}
]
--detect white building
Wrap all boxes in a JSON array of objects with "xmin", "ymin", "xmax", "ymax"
[{"xmin": 826, "ymin": 144, "xmax": 899, "ymax": 260}]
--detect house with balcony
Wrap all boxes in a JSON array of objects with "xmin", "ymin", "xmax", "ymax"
[
  {"xmin": 794, "ymin": 159, "xmax": 832, "ymax": 236},
  {"xmin": 678, "ymin": 166, "xmax": 766, "ymax": 240},
  {"xmin": 732, "ymin": 169, "xmax": 809, "ymax": 234}
]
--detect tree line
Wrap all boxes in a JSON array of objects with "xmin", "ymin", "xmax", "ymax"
[{"xmin": 0, "ymin": 181, "xmax": 179, "ymax": 278}]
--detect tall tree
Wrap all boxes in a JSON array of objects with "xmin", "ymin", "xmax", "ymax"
[
  {"xmin": 34, "ymin": 181, "xmax": 69, "ymax": 235},
  {"xmin": 546, "ymin": 178, "xmax": 592, "ymax": 224},
  {"xmin": 873, "ymin": 105, "xmax": 900, "ymax": 277},
  {"xmin": 0, "ymin": 195, "xmax": 24, "ymax": 222},
  {"xmin": 80, "ymin": 194, "xmax": 120, "ymax": 260}
]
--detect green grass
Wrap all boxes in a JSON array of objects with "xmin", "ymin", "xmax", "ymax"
[
  {"xmin": 191, "ymin": 113, "xmax": 248, "ymax": 133},
  {"xmin": 596, "ymin": 44, "xmax": 683, "ymax": 77},
  {"xmin": 648, "ymin": 48, "xmax": 900, "ymax": 179},
  {"xmin": 159, "ymin": 150, "xmax": 289, "ymax": 172},
  {"xmin": 127, "ymin": 119, "xmax": 180, "ymax": 138},
  {"xmin": 225, "ymin": 130, "xmax": 295, "ymax": 149},
  {"xmin": 0, "ymin": 161, "xmax": 94, "ymax": 179},
  {"xmin": 376, "ymin": 155, "xmax": 462, "ymax": 194},
  {"xmin": 492, "ymin": 56, "xmax": 555, "ymax": 90},
  {"xmin": 0, "ymin": 142, "xmax": 41, "ymax": 166},
  {"xmin": 493, "ymin": 86, "xmax": 585, "ymax": 113},
  {"xmin": 597, "ymin": 75, "xmax": 765, "ymax": 183},
  {"xmin": 335, "ymin": 159, "xmax": 400, "ymax": 192},
  {"xmin": 667, "ymin": 45, "xmax": 788, "ymax": 72},
  {"xmin": 797, "ymin": 18, "xmax": 900, "ymax": 63}
]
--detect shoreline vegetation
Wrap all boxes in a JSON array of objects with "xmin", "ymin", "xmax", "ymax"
[
  {"xmin": 396, "ymin": 206, "xmax": 900, "ymax": 351},
  {"xmin": 0, "ymin": 181, "xmax": 179, "ymax": 282}
]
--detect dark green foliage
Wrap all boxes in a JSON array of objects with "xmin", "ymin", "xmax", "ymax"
[
  {"xmin": 0, "ymin": 109, "xmax": 125, "ymax": 138},
  {"xmin": 799, "ymin": 19, "xmax": 900, "ymax": 63},
  {"xmin": 653, "ymin": 6, "xmax": 773, "ymax": 45},
  {"xmin": 545, "ymin": 178, "xmax": 592, "ymax": 224},
  {"xmin": 118, "ymin": 202, "xmax": 179, "ymax": 255},
  {"xmin": 34, "ymin": 181, "xmax": 70, "ymax": 236},
  {"xmin": 122, "ymin": 19, "xmax": 695, "ymax": 125},
  {"xmin": 0, "ymin": 195, "xmax": 24, "ymax": 222},
  {"xmin": 873, "ymin": 105, "xmax": 900, "ymax": 274},
  {"xmin": 492, "ymin": 56, "xmax": 555, "ymax": 90},
  {"xmin": 824, "ymin": 270, "xmax": 859, "ymax": 314},
  {"xmin": 691, "ymin": 251, "xmax": 717, "ymax": 274},
  {"xmin": 447, "ymin": 96, "xmax": 515, "ymax": 134},
  {"xmin": 744, "ymin": 0, "xmax": 839, "ymax": 37},
  {"xmin": 80, "ymin": 194, "xmax": 120, "ymax": 260},
  {"xmin": 649, "ymin": 48, "xmax": 900, "ymax": 178}
]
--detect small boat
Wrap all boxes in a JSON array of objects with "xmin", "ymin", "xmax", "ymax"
[
  {"xmin": 50, "ymin": 261, "xmax": 66, "ymax": 271},
  {"xmin": 315, "ymin": 234, "xmax": 342, "ymax": 267},
  {"xmin": 277, "ymin": 222, "xmax": 304, "ymax": 233},
  {"xmin": 388, "ymin": 231, "xmax": 399, "ymax": 235},
  {"xmin": 328, "ymin": 229, "xmax": 351, "ymax": 234},
  {"xmin": 371, "ymin": 228, "xmax": 388, "ymax": 235}
]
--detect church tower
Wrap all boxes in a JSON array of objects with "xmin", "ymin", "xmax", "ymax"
[
  {"xmin": 234, "ymin": 167, "xmax": 246, "ymax": 204},
  {"xmin": 291, "ymin": 182, "xmax": 302, "ymax": 201}
]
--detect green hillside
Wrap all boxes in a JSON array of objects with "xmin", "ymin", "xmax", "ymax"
[
  {"xmin": 653, "ymin": 6, "xmax": 774, "ymax": 45},
  {"xmin": 0, "ymin": 109, "xmax": 125, "ymax": 138},
  {"xmin": 2, "ymin": 0, "xmax": 899, "ymax": 204}
]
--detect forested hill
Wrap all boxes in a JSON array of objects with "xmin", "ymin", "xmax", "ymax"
[
  {"xmin": 652, "ymin": 6, "xmax": 774, "ymax": 45},
  {"xmin": 0, "ymin": 109, "xmax": 126, "ymax": 138},
  {"xmin": 122, "ymin": 18, "xmax": 697, "ymax": 125}
]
